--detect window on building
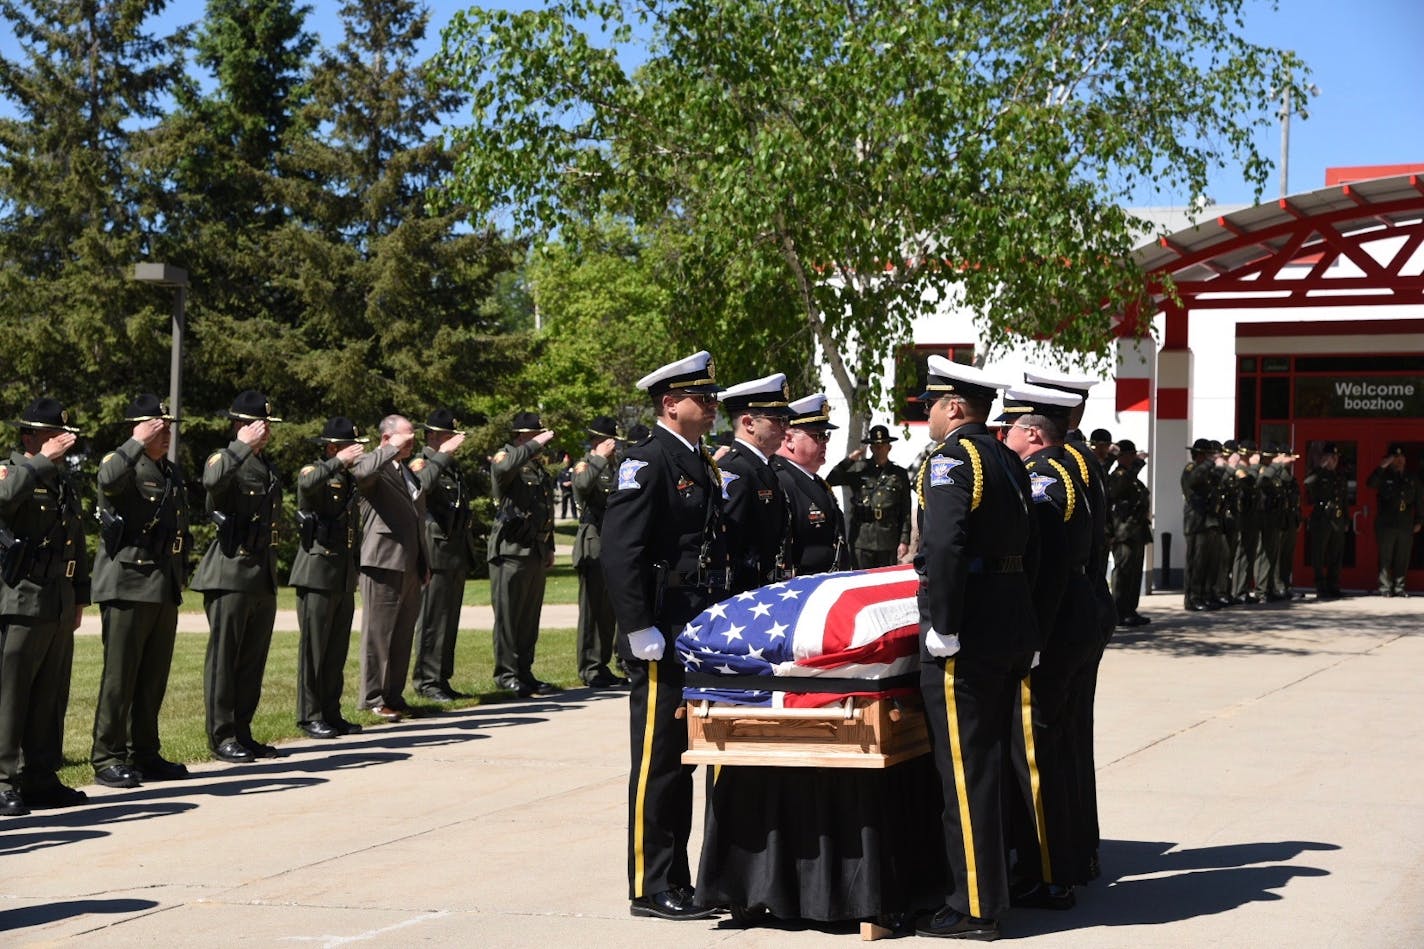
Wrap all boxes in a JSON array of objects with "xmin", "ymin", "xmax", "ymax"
[{"xmin": 894, "ymin": 344, "xmax": 975, "ymax": 423}]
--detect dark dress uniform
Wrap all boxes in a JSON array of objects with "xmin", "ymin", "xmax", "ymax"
[
  {"xmin": 1229, "ymin": 446, "xmax": 1262, "ymax": 600},
  {"xmin": 1010, "ymin": 443, "xmax": 1091, "ymax": 893},
  {"xmin": 771, "ymin": 457, "xmax": 848, "ymax": 575},
  {"xmin": 719, "ymin": 440, "xmax": 789, "ymax": 592},
  {"xmin": 289, "ymin": 425, "xmax": 363, "ymax": 734},
  {"xmin": 1181, "ymin": 444, "xmax": 1223, "ymax": 610},
  {"xmin": 601, "ymin": 422, "xmax": 728, "ymax": 906},
  {"xmin": 1278, "ymin": 461, "xmax": 1302, "ymax": 595},
  {"xmin": 191, "ymin": 394, "xmax": 283, "ymax": 758},
  {"xmin": 1304, "ymin": 451, "xmax": 1348, "ymax": 598},
  {"xmin": 1107, "ymin": 449, "xmax": 1151, "ymax": 623},
  {"xmin": 572, "ymin": 419, "xmax": 620, "ymax": 686},
  {"xmin": 90, "ymin": 415, "xmax": 190, "ymax": 780},
  {"xmin": 826, "ymin": 454, "xmax": 911, "ymax": 568},
  {"xmin": 0, "ymin": 420, "xmax": 91, "ymax": 811},
  {"xmin": 917, "ymin": 418, "xmax": 1039, "ymax": 925},
  {"xmin": 1366, "ymin": 449, "xmax": 1420, "ymax": 596},
  {"xmin": 413, "ymin": 436, "xmax": 477, "ymax": 697},
  {"xmin": 488, "ymin": 419, "xmax": 556, "ymax": 692}
]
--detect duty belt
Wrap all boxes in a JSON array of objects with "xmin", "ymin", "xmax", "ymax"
[
  {"xmin": 664, "ymin": 570, "xmax": 728, "ymax": 592},
  {"xmin": 967, "ymin": 555, "xmax": 1024, "ymax": 574}
]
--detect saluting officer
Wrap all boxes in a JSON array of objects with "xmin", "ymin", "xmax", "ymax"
[
  {"xmin": 1107, "ymin": 439, "xmax": 1152, "ymax": 626},
  {"xmin": 1182, "ymin": 438, "xmax": 1223, "ymax": 611},
  {"xmin": 290, "ymin": 417, "xmax": 367, "ymax": 739},
  {"xmin": 90, "ymin": 394, "xmax": 191, "ymax": 789},
  {"xmin": 600, "ymin": 350, "xmax": 727, "ymax": 921},
  {"xmin": 715, "ymin": 373, "xmax": 791, "ymax": 593},
  {"xmin": 0, "ymin": 399, "xmax": 91, "ymax": 817},
  {"xmin": 1366, "ymin": 443, "xmax": 1420, "ymax": 597},
  {"xmin": 191, "ymin": 390, "xmax": 283, "ymax": 763},
  {"xmin": 998, "ymin": 384, "xmax": 1089, "ymax": 909},
  {"xmin": 826, "ymin": 423, "xmax": 912, "ymax": 568},
  {"xmin": 572, "ymin": 415, "xmax": 626, "ymax": 688},
  {"xmin": 1305, "ymin": 442, "xmax": 1349, "ymax": 600},
  {"xmin": 772, "ymin": 394, "xmax": 848, "ymax": 575},
  {"xmin": 914, "ymin": 358, "xmax": 1038, "ymax": 940},
  {"xmin": 488, "ymin": 411, "xmax": 558, "ymax": 697},
  {"xmin": 411, "ymin": 409, "xmax": 473, "ymax": 701}
]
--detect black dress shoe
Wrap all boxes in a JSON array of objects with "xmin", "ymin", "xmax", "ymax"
[
  {"xmin": 528, "ymin": 679, "xmax": 563, "ymax": 696},
  {"xmin": 299, "ymin": 720, "xmax": 338, "ymax": 739},
  {"xmin": 512, "ymin": 682, "xmax": 535, "ymax": 698},
  {"xmin": 442, "ymin": 684, "xmax": 474, "ymax": 699},
  {"xmin": 0, "ymin": 789, "xmax": 28, "ymax": 817},
  {"xmin": 332, "ymin": 719, "xmax": 364, "ymax": 735},
  {"xmin": 916, "ymin": 906, "xmax": 999, "ymax": 940},
  {"xmin": 25, "ymin": 783, "xmax": 88, "ymax": 809},
  {"xmin": 241, "ymin": 738, "xmax": 280, "ymax": 759},
  {"xmin": 629, "ymin": 888, "xmax": 717, "ymax": 920},
  {"xmin": 1011, "ymin": 882, "xmax": 1075, "ymax": 910},
  {"xmin": 214, "ymin": 740, "xmax": 255, "ymax": 763},
  {"xmin": 1087, "ymin": 851, "xmax": 1102, "ymax": 881},
  {"xmin": 133, "ymin": 757, "xmax": 189, "ymax": 781},
  {"xmin": 417, "ymin": 687, "xmax": 458, "ymax": 702},
  {"xmin": 94, "ymin": 765, "xmax": 141, "ymax": 789}
]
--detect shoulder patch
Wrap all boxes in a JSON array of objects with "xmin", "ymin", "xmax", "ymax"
[
  {"xmin": 493, "ymin": 450, "xmax": 508, "ymax": 464},
  {"xmin": 618, "ymin": 458, "xmax": 650, "ymax": 490},
  {"xmin": 300, "ymin": 464, "xmax": 316, "ymax": 477},
  {"xmin": 0, "ymin": 466, "xmax": 7, "ymax": 480},
  {"xmin": 720, "ymin": 470, "xmax": 740, "ymax": 499},
  {"xmin": 102, "ymin": 452, "xmax": 117, "ymax": 464},
  {"xmin": 1029, "ymin": 471, "xmax": 1056, "ymax": 502},
  {"xmin": 929, "ymin": 456, "xmax": 963, "ymax": 487},
  {"xmin": 574, "ymin": 461, "xmax": 588, "ymax": 474},
  {"xmin": 409, "ymin": 458, "xmax": 427, "ymax": 472},
  {"xmin": 206, "ymin": 453, "xmax": 223, "ymax": 467}
]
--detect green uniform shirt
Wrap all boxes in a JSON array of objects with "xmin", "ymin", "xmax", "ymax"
[
  {"xmin": 571, "ymin": 452, "xmax": 613, "ymax": 567},
  {"xmin": 0, "ymin": 450, "xmax": 91, "ymax": 618},
  {"xmin": 825, "ymin": 457, "xmax": 912, "ymax": 551},
  {"xmin": 91, "ymin": 438, "xmax": 189, "ymax": 604},
  {"xmin": 488, "ymin": 440, "xmax": 555, "ymax": 561},
  {"xmin": 189, "ymin": 439, "xmax": 282, "ymax": 594},
  {"xmin": 412, "ymin": 446, "xmax": 476, "ymax": 572},
  {"xmin": 288, "ymin": 454, "xmax": 359, "ymax": 593}
]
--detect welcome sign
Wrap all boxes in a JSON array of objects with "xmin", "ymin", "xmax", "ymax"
[{"xmin": 1295, "ymin": 377, "xmax": 1424, "ymax": 418}]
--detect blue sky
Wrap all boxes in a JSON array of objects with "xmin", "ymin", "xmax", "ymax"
[{"xmin": 3, "ymin": 0, "xmax": 1421, "ymax": 208}]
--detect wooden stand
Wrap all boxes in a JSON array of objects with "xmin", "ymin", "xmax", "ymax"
[{"xmin": 681, "ymin": 695, "xmax": 929, "ymax": 769}]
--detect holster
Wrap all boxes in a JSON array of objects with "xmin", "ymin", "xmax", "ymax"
[{"xmin": 0, "ymin": 525, "xmax": 31, "ymax": 587}]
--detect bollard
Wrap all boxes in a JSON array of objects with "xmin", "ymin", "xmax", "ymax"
[{"xmin": 1161, "ymin": 532, "xmax": 1173, "ymax": 590}]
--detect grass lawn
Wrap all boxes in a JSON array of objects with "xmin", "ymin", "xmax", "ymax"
[
  {"xmin": 176, "ymin": 563, "xmax": 582, "ymax": 613},
  {"xmin": 58, "ymin": 626, "xmax": 582, "ymax": 790}
]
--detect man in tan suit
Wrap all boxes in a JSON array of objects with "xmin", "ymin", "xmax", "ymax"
[{"xmin": 353, "ymin": 415, "xmax": 429, "ymax": 720}]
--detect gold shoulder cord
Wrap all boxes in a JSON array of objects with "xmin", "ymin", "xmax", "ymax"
[
  {"xmin": 1047, "ymin": 458, "xmax": 1077, "ymax": 523},
  {"xmin": 701, "ymin": 447, "xmax": 722, "ymax": 483},
  {"xmin": 915, "ymin": 443, "xmax": 940, "ymax": 511},
  {"xmin": 963, "ymin": 439, "xmax": 984, "ymax": 512},
  {"xmin": 1064, "ymin": 443, "xmax": 1091, "ymax": 485}
]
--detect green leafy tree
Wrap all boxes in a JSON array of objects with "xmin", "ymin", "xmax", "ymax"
[
  {"xmin": 0, "ymin": 0, "xmax": 189, "ymax": 421},
  {"xmin": 435, "ymin": 0, "xmax": 1308, "ymax": 435}
]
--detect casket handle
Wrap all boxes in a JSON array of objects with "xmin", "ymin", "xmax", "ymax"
[{"xmin": 688, "ymin": 698, "xmax": 863, "ymax": 722}]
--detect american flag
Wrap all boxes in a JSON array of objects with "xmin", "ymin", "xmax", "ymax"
[{"xmin": 677, "ymin": 564, "xmax": 922, "ymax": 708}]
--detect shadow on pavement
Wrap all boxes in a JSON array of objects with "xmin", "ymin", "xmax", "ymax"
[
  {"xmin": 0, "ymin": 828, "xmax": 109, "ymax": 857},
  {"xmin": 1110, "ymin": 599, "xmax": 1415, "ymax": 657},
  {"xmin": 1011, "ymin": 838, "xmax": 1338, "ymax": 935},
  {"xmin": 0, "ymin": 897, "xmax": 159, "ymax": 931}
]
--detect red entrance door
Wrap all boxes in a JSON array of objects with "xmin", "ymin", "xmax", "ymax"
[{"xmin": 1293, "ymin": 421, "xmax": 1424, "ymax": 592}]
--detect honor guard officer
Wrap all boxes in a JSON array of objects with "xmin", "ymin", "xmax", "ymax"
[
  {"xmin": 772, "ymin": 394, "xmax": 848, "ymax": 575},
  {"xmin": 998, "ymin": 384, "xmax": 1090, "ymax": 908},
  {"xmin": 1182, "ymin": 438, "xmax": 1224, "ymax": 611},
  {"xmin": 572, "ymin": 415, "xmax": 626, "ymax": 688},
  {"xmin": 1305, "ymin": 442, "xmax": 1349, "ymax": 600},
  {"xmin": 0, "ymin": 399, "xmax": 91, "ymax": 816},
  {"xmin": 488, "ymin": 411, "xmax": 558, "ymax": 697},
  {"xmin": 90, "ymin": 394, "xmax": 191, "ymax": 789},
  {"xmin": 191, "ymin": 390, "xmax": 283, "ymax": 764},
  {"xmin": 1227, "ymin": 440, "xmax": 1264, "ymax": 603},
  {"xmin": 827, "ymin": 423, "xmax": 912, "ymax": 568},
  {"xmin": 289, "ymin": 417, "xmax": 367, "ymax": 739},
  {"xmin": 412, "ymin": 409, "xmax": 474, "ymax": 701},
  {"xmin": 1107, "ymin": 439, "xmax": 1152, "ymax": 626},
  {"xmin": 599, "ymin": 350, "xmax": 727, "ymax": 921},
  {"xmin": 1366, "ymin": 444, "xmax": 1420, "ymax": 597},
  {"xmin": 715, "ymin": 373, "xmax": 791, "ymax": 593},
  {"xmin": 913, "ymin": 358, "xmax": 1038, "ymax": 940}
]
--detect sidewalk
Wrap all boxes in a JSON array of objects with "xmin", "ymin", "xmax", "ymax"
[{"xmin": 5, "ymin": 591, "xmax": 1424, "ymax": 946}]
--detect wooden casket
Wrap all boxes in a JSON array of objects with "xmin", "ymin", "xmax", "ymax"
[{"xmin": 681, "ymin": 694, "xmax": 929, "ymax": 769}]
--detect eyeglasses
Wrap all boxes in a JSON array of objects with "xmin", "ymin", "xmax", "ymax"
[
  {"xmin": 751, "ymin": 414, "xmax": 788, "ymax": 428},
  {"xmin": 1007, "ymin": 423, "xmax": 1038, "ymax": 433},
  {"xmin": 795, "ymin": 429, "xmax": 832, "ymax": 442},
  {"xmin": 674, "ymin": 392, "xmax": 719, "ymax": 408}
]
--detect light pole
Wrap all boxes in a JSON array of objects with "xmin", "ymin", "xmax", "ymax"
[
  {"xmin": 132, "ymin": 262, "xmax": 188, "ymax": 463},
  {"xmin": 1277, "ymin": 69, "xmax": 1320, "ymax": 198}
]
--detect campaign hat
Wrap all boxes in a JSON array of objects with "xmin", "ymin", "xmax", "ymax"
[
  {"xmin": 228, "ymin": 390, "xmax": 282, "ymax": 422},
  {"xmin": 511, "ymin": 411, "xmax": 544, "ymax": 433},
  {"xmin": 862, "ymin": 424, "xmax": 898, "ymax": 445},
  {"xmin": 122, "ymin": 393, "xmax": 179, "ymax": 423},
  {"xmin": 316, "ymin": 416, "xmax": 369, "ymax": 444},
  {"xmin": 16, "ymin": 397, "xmax": 80, "ymax": 433}
]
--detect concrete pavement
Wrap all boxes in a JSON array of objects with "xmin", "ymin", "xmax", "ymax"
[{"xmin": 5, "ymin": 591, "xmax": 1424, "ymax": 945}]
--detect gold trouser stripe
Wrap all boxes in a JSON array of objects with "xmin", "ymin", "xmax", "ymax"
[
  {"xmin": 713, "ymin": 764, "xmax": 722, "ymax": 784},
  {"xmin": 944, "ymin": 659, "xmax": 981, "ymax": 917},
  {"xmin": 633, "ymin": 663, "xmax": 659, "ymax": 898},
  {"xmin": 1020, "ymin": 679, "xmax": 1052, "ymax": 882}
]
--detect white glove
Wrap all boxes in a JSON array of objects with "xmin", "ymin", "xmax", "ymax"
[
  {"xmin": 627, "ymin": 626, "xmax": 666, "ymax": 661},
  {"xmin": 1031, "ymin": 651, "xmax": 1041, "ymax": 669},
  {"xmin": 924, "ymin": 628, "xmax": 961, "ymax": 658}
]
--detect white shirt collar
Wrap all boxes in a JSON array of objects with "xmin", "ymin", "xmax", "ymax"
[
  {"xmin": 656, "ymin": 420, "xmax": 698, "ymax": 454},
  {"xmin": 734, "ymin": 437, "xmax": 768, "ymax": 463}
]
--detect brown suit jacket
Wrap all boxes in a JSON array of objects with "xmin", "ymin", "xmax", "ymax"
[{"xmin": 354, "ymin": 444, "xmax": 430, "ymax": 576}]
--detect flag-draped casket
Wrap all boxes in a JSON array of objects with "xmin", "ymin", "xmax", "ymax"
[{"xmin": 676, "ymin": 564, "xmax": 922, "ymax": 707}]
